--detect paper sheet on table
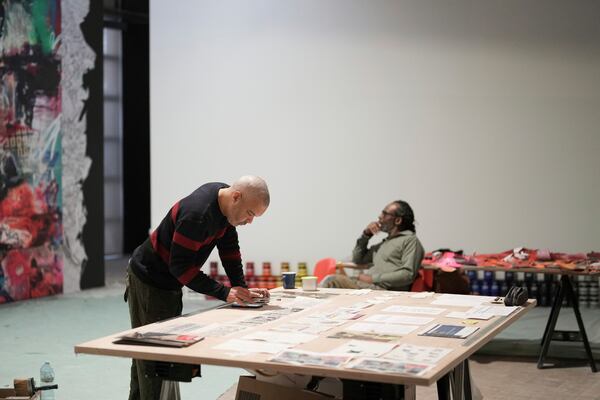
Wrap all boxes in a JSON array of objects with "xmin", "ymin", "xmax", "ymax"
[
  {"xmin": 411, "ymin": 292, "xmax": 435, "ymax": 299},
  {"xmin": 348, "ymin": 289, "xmax": 372, "ymax": 296},
  {"xmin": 381, "ymin": 305, "xmax": 445, "ymax": 315},
  {"xmin": 295, "ymin": 316, "xmax": 346, "ymax": 326},
  {"xmin": 328, "ymin": 331, "xmax": 403, "ymax": 342},
  {"xmin": 328, "ymin": 340, "xmax": 397, "ymax": 358},
  {"xmin": 282, "ymin": 297, "xmax": 329, "ymax": 310},
  {"xmin": 195, "ymin": 323, "xmax": 248, "ymax": 337},
  {"xmin": 431, "ymin": 294, "xmax": 497, "ymax": 307},
  {"xmin": 347, "ymin": 322, "xmax": 418, "ymax": 336},
  {"xmin": 381, "ymin": 343, "xmax": 452, "ymax": 364},
  {"xmin": 213, "ymin": 339, "xmax": 290, "ymax": 354},
  {"xmin": 237, "ymin": 310, "xmax": 299, "ymax": 327},
  {"xmin": 268, "ymin": 320, "xmax": 343, "ymax": 334},
  {"xmin": 344, "ymin": 301, "xmax": 375, "ymax": 310},
  {"xmin": 305, "ymin": 309, "xmax": 364, "ymax": 321},
  {"xmin": 364, "ymin": 314, "xmax": 434, "ymax": 326},
  {"xmin": 366, "ymin": 293, "xmax": 402, "ymax": 305},
  {"xmin": 270, "ymin": 349, "xmax": 352, "ymax": 368},
  {"xmin": 329, "ymin": 309, "xmax": 365, "ymax": 320},
  {"xmin": 303, "ymin": 322, "xmax": 345, "ymax": 334},
  {"xmin": 138, "ymin": 322, "xmax": 213, "ymax": 336},
  {"xmin": 447, "ymin": 305, "xmax": 517, "ymax": 320},
  {"xmin": 379, "ymin": 292, "xmax": 403, "ymax": 297},
  {"xmin": 446, "ymin": 311, "xmax": 473, "ymax": 320},
  {"xmin": 240, "ymin": 330, "xmax": 317, "ymax": 345},
  {"xmin": 347, "ymin": 357, "xmax": 433, "ymax": 376},
  {"xmin": 470, "ymin": 305, "xmax": 518, "ymax": 316},
  {"xmin": 268, "ymin": 322, "xmax": 310, "ymax": 332}
]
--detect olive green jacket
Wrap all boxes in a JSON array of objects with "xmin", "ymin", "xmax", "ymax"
[{"xmin": 352, "ymin": 230, "xmax": 425, "ymax": 291}]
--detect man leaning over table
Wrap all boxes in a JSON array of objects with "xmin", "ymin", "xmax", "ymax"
[{"xmin": 124, "ymin": 175, "xmax": 271, "ymax": 400}]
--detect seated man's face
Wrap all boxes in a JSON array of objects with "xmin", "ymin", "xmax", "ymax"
[{"xmin": 378, "ymin": 203, "xmax": 400, "ymax": 233}]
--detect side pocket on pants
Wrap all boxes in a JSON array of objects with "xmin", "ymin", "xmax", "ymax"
[{"xmin": 124, "ymin": 272, "xmax": 130, "ymax": 303}]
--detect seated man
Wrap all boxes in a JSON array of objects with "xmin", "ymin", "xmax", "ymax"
[{"xmin": 323, "ymin": 200, "xmax": 424, "ymax": 291}]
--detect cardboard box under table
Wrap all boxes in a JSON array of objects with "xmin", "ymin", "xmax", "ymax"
[{"xmin": 235, "ymin": 375, "xmax": 330, "ymax": 400}]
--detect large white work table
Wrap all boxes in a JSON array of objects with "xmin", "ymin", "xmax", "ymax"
[{"xmin": 75, "ymin": 288, "xmax": 535, "ymax": 400}]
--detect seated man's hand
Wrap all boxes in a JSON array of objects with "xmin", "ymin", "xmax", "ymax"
[
  {"xmin": 364, "ymin": 221, "xmax": 381, "ymax": 236},
  {"xmin": 227, "ymin": 286, "xmax": 253, "ymax": 304},
  {"xmin": 358, "ymin": 273, "xmax": 373, "ymax": 284}
]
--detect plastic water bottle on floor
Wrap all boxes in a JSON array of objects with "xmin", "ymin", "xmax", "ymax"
[{"xmin": 39, "ymin": 361, "xmax": 56, "ymax": 400}]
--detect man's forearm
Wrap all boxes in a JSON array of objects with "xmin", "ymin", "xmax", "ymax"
[{"xmin": 352, "ymin": 234, "xmax": 372, "ymax": 264}]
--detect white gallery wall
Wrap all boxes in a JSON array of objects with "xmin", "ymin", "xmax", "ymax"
[{"xmin": 151, "ymin": 0, "xmax": 600, "ymax": 271}]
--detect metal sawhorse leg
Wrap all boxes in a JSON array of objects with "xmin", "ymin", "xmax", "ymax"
[
  {"xmin": 437, "ymin": 359, "xmax": 473, "ymax": 400},
  {"xmin": 538, "ymin": 274, "xmax": 597, "ymax": 372}
]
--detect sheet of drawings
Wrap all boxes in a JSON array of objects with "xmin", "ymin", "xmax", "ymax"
[
  {"xmin": 381, "ymin": 305, "xmax": 446, "ymax": 315},
  {"xmin": 363, "ymin": 314, "xmax": 435, "ymax": 326},
  {"xmin": 270, "ymin": 319, "xmax": 345, "ymax": 335},
  {"xmin": 346, "ymin": 322, "xmax": 419, "ymax": 336},
  {"xmin": 431, "ymin": 293, "xmax": 497, "ymax": 307},
  {"xmin": 213, "ymin": 339, "xmax": 290, "ymax": 355},
  {"xmin": 137, "ymin": 322, "xmax": 213, "ymax": 336},
  {"xmin": 382, "ymin": 343, "xmax": 453, "ymax": 364},
  {"xmin": 270, "ymin": 349, "xmax": 352, "ymax": 368},
  {"xmin": 240, "ymin": 330, "xmax": 317, "ymax": 345},
  {"xmin": 347, "ymin": 357, "xmax": 433, "ymax": 376},
  {"xmin": 328, "ymin": 340, "xmax": 397, "ymax": 358}
]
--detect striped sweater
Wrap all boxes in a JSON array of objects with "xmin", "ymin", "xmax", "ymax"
[{"xmin": 130, "ymin": 182, "xmax": 246, "ymax": 301}]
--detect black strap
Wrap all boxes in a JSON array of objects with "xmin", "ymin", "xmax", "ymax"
[{"xmin": 306, "ymin": 376, "xmax": 323, "ymax": 391}]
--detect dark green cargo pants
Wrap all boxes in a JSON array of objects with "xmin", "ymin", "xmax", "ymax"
[{"xmin": 125, "ymin": 266, "xmax": 183, "ymax": 400}]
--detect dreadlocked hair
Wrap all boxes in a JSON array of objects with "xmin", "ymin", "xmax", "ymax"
[{"xmin": 393, "ymin": 200, "xmax": 416, "ymax": 232}]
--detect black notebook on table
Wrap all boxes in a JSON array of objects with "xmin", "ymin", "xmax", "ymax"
[
  {"xmin": 419, "ymin": 324, "xmax": 479, "ymax": 339},
  {"xmin": 114, "ymin": 331, "xmax": 204, "ymax": 348}
]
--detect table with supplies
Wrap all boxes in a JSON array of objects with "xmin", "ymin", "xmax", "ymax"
[{"xmin": 75, "ymin": 288, "xmax": 535, "ymax": 400}]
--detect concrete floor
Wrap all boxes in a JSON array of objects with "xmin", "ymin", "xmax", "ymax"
[
  {"xmin": 0, "ymin": 275, "xmax": 245, "ymax": 399},
  {"xmin": 1, "ymin": 259, "xmax": 598, "ymax": 399}
]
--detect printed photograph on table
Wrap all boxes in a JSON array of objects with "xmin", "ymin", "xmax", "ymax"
[
  {"xmin": 270, "ymin": 349, "xmax": 351, "ymax": 368},
  {"xmin": 0, "ymin": 0, "xmax": 63, "ymax": 303},
  {"xmin": 382, "ymin": 343, "xmax": 453, "ymax": 364},
  {"xmin": 348, "ymin": 357, "xmax": 433, "ymax": 376},
  {"xmin": 328, "ymin": 339, "xmax": 397, "ymax": 358},
  {"xmin": 327, "ymin": 330, "xmax": 404, "ymax": 342}
]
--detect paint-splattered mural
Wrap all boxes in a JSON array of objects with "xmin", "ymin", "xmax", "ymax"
[{"xmin": 0, "ymin": 0, "xmax": 63, "ymax": 302}]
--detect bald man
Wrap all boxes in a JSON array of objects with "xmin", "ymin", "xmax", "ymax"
[{"xmin": 125, "ymin": 176, "xmax": 270, "ymax": 400}]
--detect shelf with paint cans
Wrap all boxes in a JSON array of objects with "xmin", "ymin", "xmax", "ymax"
[{"xmin": 466, "ymin": 269, "xmax": 600, "ymax": 308}]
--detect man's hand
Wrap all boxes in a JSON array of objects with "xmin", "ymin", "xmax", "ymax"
[
  {"xmin": 226, "ymin": 286, "xmax": 254, "ymax": 304},
  {"xmin": 363, "ymin": 221, "xmax": 381, "ymax": 237},
  {"xmin": 249, "ymin": 288, "xmax": 270, "ymax": 299},
  {"xmin": 358, "ymin": 273, "xmax": 373, "ymax": 284}
]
